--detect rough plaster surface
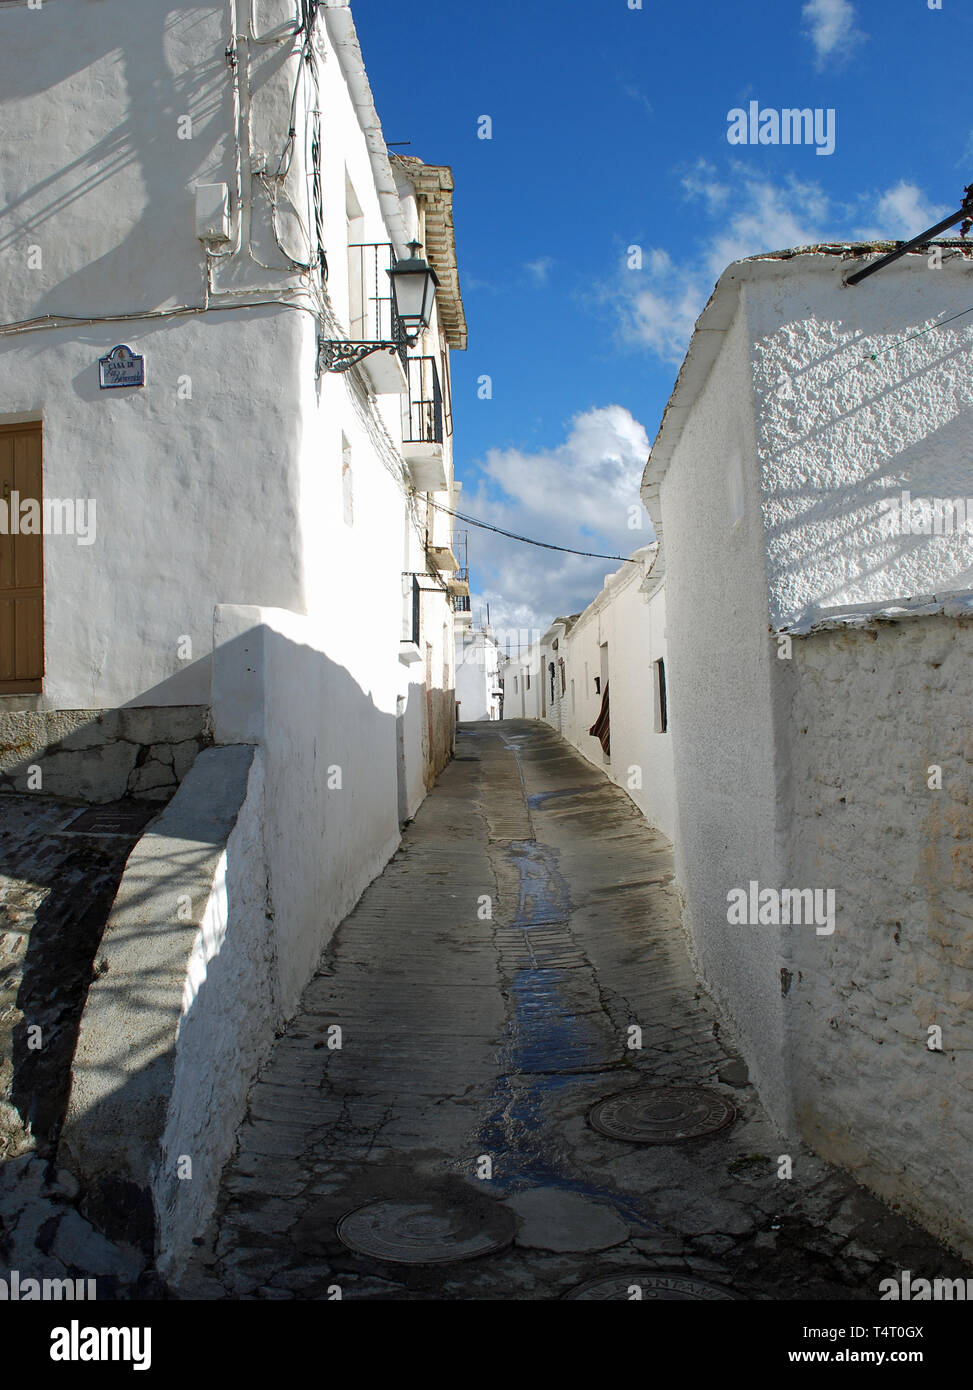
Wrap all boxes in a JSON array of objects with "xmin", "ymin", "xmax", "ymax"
[
  {"xmin": 746, "ymin": 261, "xmax": 973, "ymax": 629},
  {"xmin": 783, "ymin": 615, "xmax": 973, "ymax": 1257}
]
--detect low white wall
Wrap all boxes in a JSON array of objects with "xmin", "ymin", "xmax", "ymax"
[
  {"xmin": 157, "ymin": 747, "xmax": 275, "ymax": 1278},
  {"xmin": 782, "ymin": 612, "xmax": 973, "ymax": 1257},
  {"xmin": 61, "ymin": 744, "xmax": 269, "ymax": 1277}
]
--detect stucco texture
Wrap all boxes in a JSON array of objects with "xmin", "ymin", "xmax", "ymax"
[{"xmin": 782, "ymin": 615, "xmax": 973, "ymax": 1257}]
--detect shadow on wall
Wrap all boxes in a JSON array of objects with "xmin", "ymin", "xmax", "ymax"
[
  {"xmin": 0, "ymin": 1, "xmax": 254, "ymax": 314},
  {"xmin": 0, "ymin": 701, "xmax": 213, "ymax": 805},
  {"xmin": 42, "ymin": 625, "xmax": 405, "ymax": 1279}
]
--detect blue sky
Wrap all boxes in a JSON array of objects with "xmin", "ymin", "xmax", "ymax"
[{"xmin": 353, "ymin": 0, "xmax": 973, "ymax": 634}]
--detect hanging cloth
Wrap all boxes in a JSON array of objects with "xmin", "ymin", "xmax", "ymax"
[{"xmin": 589, "ymin": 682, "xmax": 610, "ymax": 756}]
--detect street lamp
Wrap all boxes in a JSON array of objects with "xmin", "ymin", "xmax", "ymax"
[
  {"xmin": 318, "ymin": 240, "xmax": 440, "ymax": 373},
  {"xmin": 388, "ymin": 241, "xmax": 440, "ymax": 341}
]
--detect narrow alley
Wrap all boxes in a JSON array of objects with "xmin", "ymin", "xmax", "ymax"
[{"xmin": 183, "ymin": 723, "xmax": 961, "ymax": 1302}]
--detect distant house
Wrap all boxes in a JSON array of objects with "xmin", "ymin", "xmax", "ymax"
[
  {"xmin": 525, "ymin": 554, "xmax": 676, "ymax": 842},
  {"xmin": 456, "ymin": 627, "xmax": 505, "ymax": 722}
]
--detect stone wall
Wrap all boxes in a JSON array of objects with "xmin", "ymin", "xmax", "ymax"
[
  {"xmin": 0, "ymin": 707, "xmax": 212, "ymax": 804},
  {"xmin": 783, "ymin": 612, "xmax": 973, "ymax": 1257}
]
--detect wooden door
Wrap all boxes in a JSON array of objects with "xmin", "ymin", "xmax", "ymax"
[{"xmin": 0, "ymin": 423, "xmax": 44, "ymax": 692}]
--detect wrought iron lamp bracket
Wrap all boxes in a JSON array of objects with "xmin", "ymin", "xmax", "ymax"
[{"xmin": 317, "ymin": 337, "xmax": 416, "ymax": 375}]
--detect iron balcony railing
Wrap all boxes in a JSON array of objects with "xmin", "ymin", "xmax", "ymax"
[
  {"xmin": 348, "ymin": 243, "xmax": 407, "ymax": 364},
  {"xmin": 404, "ymin": 356, "xmax": 444, "ymax": 445}
]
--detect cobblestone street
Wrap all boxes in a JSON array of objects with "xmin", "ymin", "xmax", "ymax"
[{"xmin": 183, "ymin": 723, "xmax": 965, "ymax": 1301}]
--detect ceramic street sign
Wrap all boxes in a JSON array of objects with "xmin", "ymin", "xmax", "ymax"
[{"xmin": 99, "ymin": 344, "xmax": 145, "ymax": 389}]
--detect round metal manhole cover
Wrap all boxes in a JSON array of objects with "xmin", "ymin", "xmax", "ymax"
[
  {"xmin": 336, "ymin": 1197, "xmax": 516, "ymax": 1265},
  {"xmin": 564, "ymin": 1272, "xmax": 739, "ymax": 1301},
  {"xmin": 587, "ymin": 1085, "xmax": 736, "ymax": 1144}
]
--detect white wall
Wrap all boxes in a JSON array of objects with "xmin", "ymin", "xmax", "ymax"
[
  {"xmin": 214, "ymin": 603, "xmax": 401, "ymax": 1013},
  {"xmin": 558, "ymin": 560, "xmax": 676, "ymax": 842},
  {"xmin": 645, "ymin": 249, "xmax": 973, "ymax": 1245},
  {"xmin": 781, "ymin": 611, "xmax": 973, "ymax": 1258},
  {"xmin": 456, "ymin": 629, "xmax": 501, "ymax": 722},
  {"xmin": 655, "ymin": 293, "xmax": 792, "ymax": 1126},
  {"xmin": 747, "ymin": 256, "xmax": 973, "ymax": 629}
]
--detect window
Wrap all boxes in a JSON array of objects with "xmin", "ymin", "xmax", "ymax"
[
  {"xmin": 594, "ymin": 675, "xmax": 601, "ymax": 695},
  {"xmin": 526, "ymin": 671, "xmax": 531, "ymax": 691},
  {"xmin": 654, "ymin": 657, "xmax": 668, "ymax": 733},
  {"xmin": 514, "ymin": 675, "xmax": 519, "ymax": 694}
]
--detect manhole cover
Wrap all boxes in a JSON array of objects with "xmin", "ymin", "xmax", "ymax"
[
  {"xmin": 588, "ymin": 1085, "xmax": 736, "ymax": 1144},
  {"xmin": 564, "ymin": 1272, "xmax": 739, "ymax": 1300},
  {"xmin": 336, "ymin": 1198, "xmax": 515, "ymax": 1265},
  {"xmin": 61, "ymin": 803, "xmax": 159, "ymax": 837}
]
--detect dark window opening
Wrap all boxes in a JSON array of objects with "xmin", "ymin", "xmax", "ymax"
[{"xmin": 655, "ymin": 657, "xmax": 668, "ymax": 733}]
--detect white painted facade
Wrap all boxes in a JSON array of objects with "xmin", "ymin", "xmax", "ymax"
[
  {"xmin": 640, "ymin": 247, "xmax": 973, "ymax": 1256},
  {"xmin": 0, "ymin": 0, "xmax": 469, "ymax": 1270},
  {"xmin": 539, "ymin": 548, "xmax": 677, "ymax": 842},
  {"xmin": 455, "ymin": 627, "xmax": 504, "ymax": 723}
]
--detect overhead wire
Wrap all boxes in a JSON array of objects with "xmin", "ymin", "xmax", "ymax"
[{"xmin": 426, "ymin": 499, "xmax": 640, "ymax": 564}]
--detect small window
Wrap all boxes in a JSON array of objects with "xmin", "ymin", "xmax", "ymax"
[
  {"xmin": 526, "ymin": 672, "xmax": 531, "ymax": 691},
  {"xmin": 654, "ymin": 657, "xmax": 668, "ymax": 734},
  {"xmin": 594, "ymin": 675, "xmax": 601, "ymax": 696}
]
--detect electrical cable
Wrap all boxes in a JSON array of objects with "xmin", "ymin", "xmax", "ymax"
[
  {"xmin": 865, "ymin": 301, "xmax": 973, "ymax": 363},
  {"xmin": 426, "ymin": 499, "xmax": 640, "ymax": 564}
]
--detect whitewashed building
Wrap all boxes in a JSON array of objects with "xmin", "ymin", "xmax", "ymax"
[
  {"xmin": 0, "ymin": 0, "xmax": 467, "ymax": 1275},
  {"xmin": 526, "ymin": 547, "xmax": 676, "ymax": 841},
  {"xmin": 455, "ymin": 626, "xmax": 504, "ymax": 723},
  {"xmin": 639, "ymin": 244, "xmax": 973, "ymax": 1258}
]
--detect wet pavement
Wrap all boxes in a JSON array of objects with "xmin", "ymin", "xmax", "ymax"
[{"xmin": 182, "ymin": 721, "xmax": 967, "ymax": 1301}]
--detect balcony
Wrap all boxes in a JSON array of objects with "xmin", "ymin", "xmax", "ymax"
[
  {"xmin": 427, "ymin": 544, "xmax": 459, "ymax": 575},
  {"xmin": 453, "ymin": 593, "xmax": 472, "ymax": 627},
  {"xmin": 402, "ymin": 356, "xmax": 447, "ymax": 492},
  {"xmin": 344, "ymin": 243, "xmax": 408, "ymax": 395},
  {"xmin": 447, "ymin": 566, "xmax": 470, "ymax": 598}
]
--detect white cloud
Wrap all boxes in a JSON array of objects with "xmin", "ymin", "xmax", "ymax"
[
  {"xmin": 464, "ymin": 406, "xmax": 653, "ymax": 635},
  {"xmin": 606, "ymin": 169, "xmax": 944, "ymax": 366},
  {"xmin": 622, "ymin": 84, "xmax": 654, "ymax": 118},
  {"xmin": 857, "ymin": 181, "xmax": 948, "ymax": 239},
  {"xmin": 612, "ymin": 169, "xmax": 830, "ymax": 364},
  {"xmin": 801, "ymin": 0, "xmax": 865, "ymax": 67},
  {"xmin": 524, "ymin": 256, "xmax": 554, "ymax": 287}
]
